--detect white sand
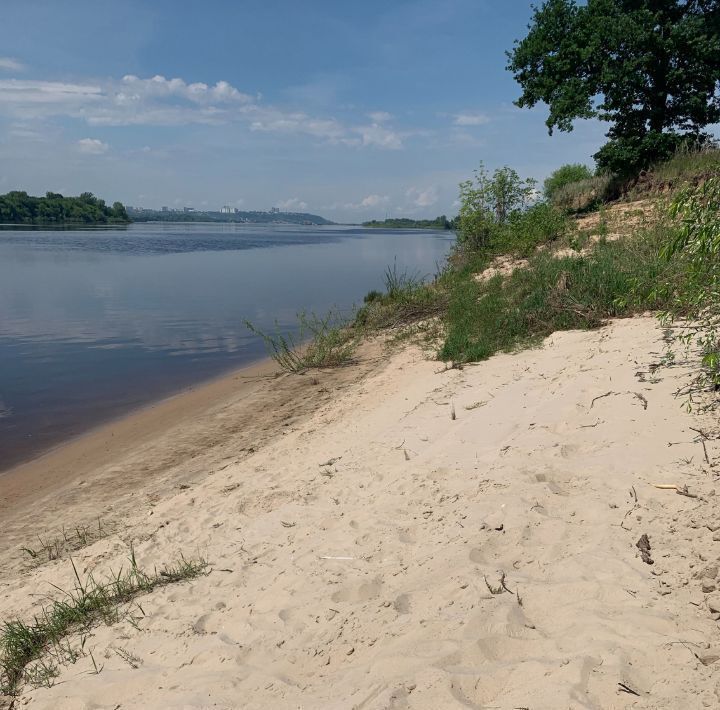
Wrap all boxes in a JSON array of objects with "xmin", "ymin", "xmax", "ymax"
[{"xmin": 2, "ymin": 317, "xmax": 720, "ymax": 709}]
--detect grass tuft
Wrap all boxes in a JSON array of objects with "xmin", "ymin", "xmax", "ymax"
[
  {"xmin": 0, "ymin": 551, "xmax": 207, "ymax": 696},
  {"xmin": 246, "ymin": 310, "xmax": 357, "ymax": 374},
  {"xmin": 21, "ymin": 519, "xmax": 109, "ymax": 565},
  {"xmin": 354, "ymin": 264, "xmax": 447, "ymax": 333}
]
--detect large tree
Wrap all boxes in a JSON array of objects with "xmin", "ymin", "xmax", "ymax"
[{"xmin": 507, "ymin": 0, "xmax": 720, "ymax": 175}]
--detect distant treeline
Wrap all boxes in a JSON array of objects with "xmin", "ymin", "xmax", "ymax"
[
  {"xmin": 362, "ymin": 215, "xmax": 454, "ymax": 230},
  {"xmin": 129, "ymin": 208, "xmax": 334, "ymax": 225},
  {"xmin": 129, "ymin": 208, "xmax": 333, "ymax": 226},
  {"xmin": 0, "ymin": 191, "xmax": 130, "ymax": 225}
]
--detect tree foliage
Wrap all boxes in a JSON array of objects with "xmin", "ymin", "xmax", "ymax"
[
  {"xmin": 507, "ymin": 0, "xmax": 720, "ymax": 175},
  {"xmin": 0, "ymin": 191, "xmax": 130, "ymax": 224}
]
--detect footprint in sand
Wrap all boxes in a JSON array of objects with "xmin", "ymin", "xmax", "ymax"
[
  {"xmin": 398, "ymin": 528, "xmax": 416, "ymax": 544},
  {"xmin": 331, "ymin": 577, "xmax": 383, "ymax": 604},
  {"xmin": 469, "ymin": 548, "xmax": 485, "ymax": 564},
  {"xmin": 393, "ymin": 593, "xmax": 411, "ymax": 614}
]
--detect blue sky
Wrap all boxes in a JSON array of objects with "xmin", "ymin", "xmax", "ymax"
[{"xmin": 0, "ymin": 0, "xmax": 609, "ymax": 221}]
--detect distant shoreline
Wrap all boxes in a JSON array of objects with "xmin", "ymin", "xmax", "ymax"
[
  {"xmin": 0, "ymin": 191, "xmax": 130, "ymax": 225},
  {"xmin": 362, "ymin": 216, "xmax": 454, "ymax": 230},
  {"xmin": 129, "ymin": 208, "xmax": 334, "ymax": 226}
]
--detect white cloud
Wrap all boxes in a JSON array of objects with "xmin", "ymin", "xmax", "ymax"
[
  {"xmin": 249, "ymin": 111, "xmax": 345, "ymax": 141},
  {"xmin": 448, "ymin": 128, "xmax": 486, "ymax": 148},
  {"xmin": 77, "ymin": 138, "xmax": 109, "ymax": 154},
  {"xmin": 277, "ymin": 197, "xmax": 308, "ymax": 211},
  {"xmin": 360, "ymin": 194, "xmax": 389, "ymax": 208},
  {"xmin": 7, "ymin": 122, "xmax": 48, "ymax": 142},
  {"xmin": 119, "ymin": 74, "xmax": 253, "ymax": 105},
  {"xmin": 352, "ymin": 122, "xmax": 403, "ymax": 149},
  {"xmin": 453, "ymin": 111, "xmax": 490, "ymax": 126},
  {"xmin": 0, "ymin": 57, "xmax": 25, "ymax": 72},
  {"xmin": 405, "ymin": 186, "xmax": 438, "ymax": 208},
  {"xmin": 344, "ymin": 194, "xmax": 390, "ymax": 210},
  {"xmin": 0, "ymin": 79, "xmax": 103, "ymax": 105},
  {"xmin": 0, "ymin": 73, "xmax": 407, "ymax": 150}
]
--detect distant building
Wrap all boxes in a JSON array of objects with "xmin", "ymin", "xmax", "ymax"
[
  {"xmin": 270, "ymin": 207, "xmax": 280, "ymax": 214},
  {"xmin": 220, "ymin": 205, "xmax": 232, "ymax": 214},
  {"xmin": 161, "ymin": 206, "xmax": 168, "ymax": 212},
  {"xmin": 183, "ymin": 207, "xmax": 195, "ymax": 213}
]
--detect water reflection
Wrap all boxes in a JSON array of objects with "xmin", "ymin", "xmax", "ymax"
[{"xmin": 0, "ymin": 223, "xmax": 453, "ymax": 470}]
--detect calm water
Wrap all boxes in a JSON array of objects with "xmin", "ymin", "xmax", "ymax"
[{"xmin": 0, "ymin": 222, "xmax": 453, "ymax": 471}]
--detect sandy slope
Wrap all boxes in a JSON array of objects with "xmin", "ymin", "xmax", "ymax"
[{"xmin": 3, "ymin": 317, "xmax": 720, "ymax": 709}]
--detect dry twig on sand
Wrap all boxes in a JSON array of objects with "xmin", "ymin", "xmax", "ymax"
[
  {"xmin": 618, "ymin": 682, "xmax": 641, "ymax": 697},
  {"xmin": 652, "ymin": 483, "xmax": 699, "ymax": 498}
]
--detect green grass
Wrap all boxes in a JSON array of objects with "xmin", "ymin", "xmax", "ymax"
[
  {"xmin": 0, "ymin": 551, "xmax": 207, "ymax": 696},
  {"xmin": 645, "ymin": 145, "xmax": 720, "ymax": 184},
  {"xmin": 440, "ymin": 228, "xmax": 679, "ymax": 364}
]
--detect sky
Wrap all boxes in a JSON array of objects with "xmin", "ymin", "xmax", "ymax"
[{"xmin": 0, "ymin": 0, "xmax": 610, "ymax": 222}]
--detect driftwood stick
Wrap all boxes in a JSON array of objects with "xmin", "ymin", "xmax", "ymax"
[
  {"xmin": 618, "ymin": 682, "xmax": 641, "ymax": 697},
  {"xmin": 590, "ymin": 391, "xmax": 615, "ymax": 408}
]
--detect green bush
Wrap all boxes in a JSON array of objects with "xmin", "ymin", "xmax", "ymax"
[
  {"xmin": 500, "ymin": 203, "xmax": 569, "ymax": 256},
  {"xmin": 456, "ymin": 163, "xmax": 537, "ymax": 249},
  {"xmin": 543, "ymin": 164, "xmax": 593, "ymax": 201}
]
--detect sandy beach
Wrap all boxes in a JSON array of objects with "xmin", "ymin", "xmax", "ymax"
[{"xmin": 2, "ymin": 317, "xmax": 720, "ymax": 708}]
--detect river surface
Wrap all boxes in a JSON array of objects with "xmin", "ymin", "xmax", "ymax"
[{"xmin": 0, "ymin": 222, "xmax": 453, "ymax": 471}]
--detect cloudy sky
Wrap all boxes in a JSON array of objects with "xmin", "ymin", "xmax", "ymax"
[{"xmin": 0, "ymin": 0, "xmax": 610, "ymax": 221}]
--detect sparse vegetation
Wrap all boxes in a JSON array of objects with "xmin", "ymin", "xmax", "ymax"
[
  {"xmin": 354, "ymin": 261, "xmax": 447, "ymax": 332},
  {"xmin": 246, "ymin": 310, "xmax": 357, "ymax": 373},
  {"xmin": 21, "ymin": 520, "xmax": 108, "ymax": 565},
  {"xmin": 0, "ymin": 552, "xmax": 207, "ymax": 696},
  {"xmin": 653, "ymin": 177, "xmax": 720, "ymax": 404}
]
